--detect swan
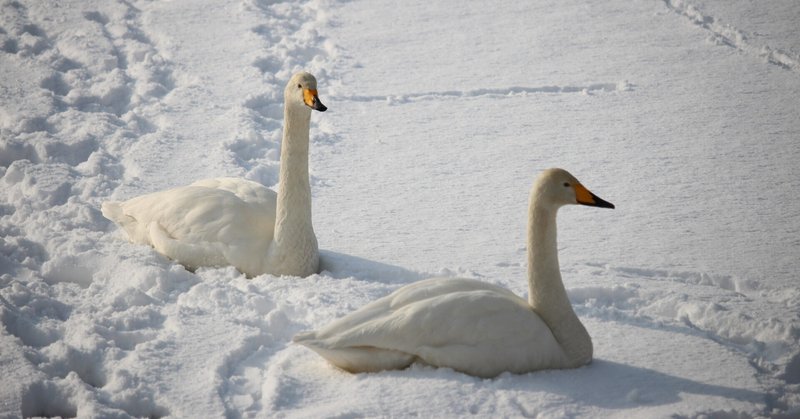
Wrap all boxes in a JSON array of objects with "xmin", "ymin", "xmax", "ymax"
[
  {"xmin": 293, "ymin": 168, "xmax": 614, "ymax": 377},
  {"xmin": 101, "ymin": 72, "xmax": 327, "ymax": 278}
]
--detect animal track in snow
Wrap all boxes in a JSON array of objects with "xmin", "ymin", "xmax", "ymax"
[
  {"xmin": 225, "ymin": 0, "xmax": 335, "ymax": 184},
  {"xmin": 585, "ymin": 262, "xmax": 757, "ymax": 293},
  {"xmin": 0, "ymin": 291, "xmax": 68, "ymax": 349},
  {"xmin": 0, "ymin": 4, "xmax": 184, "ymax": 416},
  {"xmin": 247, "ymin": 1, "xmax": 332, "ymax": 82},
  {"xmin": 663, "ymin": 0, "xmax": 800, "ymax": 73},
  {"xmin": 572, "ymin": 262, "xmax": 799, "ymax": 394},
  {"xmin": 0, "ymin": 0, "xmax": 175, "ymax": 174},
  {"xmin": 0, "ymin": 2, "xmax": 50, "ymax": 57},
  {"xmin": 332, "ymin": 82, "xmax": 633, "ymax": 104}
]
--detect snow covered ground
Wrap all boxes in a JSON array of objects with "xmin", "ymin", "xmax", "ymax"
[{"xmin": 1, "ymin": 0, "xmax": 799, "ymax": 417}]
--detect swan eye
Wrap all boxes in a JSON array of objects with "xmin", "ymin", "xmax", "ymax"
[
  {"xmin": 563, "ymin": 182, "xmax": 570, "ymax": 187},
  {"xmin": 297, "ymin": 84, "xmax": 302, "ymax": 88}
]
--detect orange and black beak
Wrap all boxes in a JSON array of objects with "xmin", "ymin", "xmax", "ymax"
[
  {"xmin": 574, "ymin": 184, "xmax": 615, "ymax": 209},
  {"xmin": 303, "ymin": 89, "xmax": 327, "ymax": 112}
]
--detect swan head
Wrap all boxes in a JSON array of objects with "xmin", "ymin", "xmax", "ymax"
[
  {"xmin": 533, "ymin": 168, "xmax": 615, "ymax": 210},
  {"xmin": 285, "ymin": 72, "xmax": 327, "ymax": 112}
]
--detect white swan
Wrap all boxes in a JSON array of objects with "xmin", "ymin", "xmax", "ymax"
[
  {"xmin": 293, "ymin": 168, "xmax": 614, "ymax": 377},
  {"xmin": 101, "ymin": 72, "xmax": 327, "ymax": 278}
]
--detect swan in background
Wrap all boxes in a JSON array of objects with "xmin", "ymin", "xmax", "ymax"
[
  {"xmin": 294, "ymin": 168, "xmax": 614, "ymax": 377},
  {"xmin": 102, "ymin": 72, "xmax": 327, "ymax": 278}
]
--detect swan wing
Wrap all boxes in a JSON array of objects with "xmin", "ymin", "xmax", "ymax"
[
  {"xmin": 189, "ymin": 177, "xmax": 276, "ymax": 205},
  {"xmin": 295, "ymin": 278, "xmax": 566, "ymax": 377},
  {"xmin": 102, "ymin": 179, "xmax": 277, "ymax": 275},
  {"xmin": 299, "ymin": 278, "xmax": 515, "ymax": 338}
]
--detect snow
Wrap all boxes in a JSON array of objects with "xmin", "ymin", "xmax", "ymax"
[{"xmin": 1, "ymin": 0, "xmax": 799, "ymax": 417}]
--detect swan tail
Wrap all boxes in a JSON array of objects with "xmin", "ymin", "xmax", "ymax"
[
  {"xmin": 102, "ymin": 201, "xmax": 142, "ymax": 241},
  {"xmin": 101, "ymin": 201, "xmax": 129, "ymax": 224},
  {"xmin": 293, "ymin": 332, "xmax": 415, "ymax": 373}
]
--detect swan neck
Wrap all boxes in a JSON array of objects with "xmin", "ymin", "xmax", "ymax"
[
  {"xmin": 271, "ymin": 104, "xmax": 316, "ymax": 270},
  {"xmin": 527, "ymin": 201, "xmax": 592, "ymax": 366},
  {"xmin": 527, "ymin": 206, "xmax": 564, "ymax": 307},
  {"xmin": 276, "ymin": 105, "xmax": 311, "ymax": 229}
]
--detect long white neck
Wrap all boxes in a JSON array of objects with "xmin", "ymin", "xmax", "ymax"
[
  {"xmin": 527, "ymin": 196, "xmax": 592, "ymax": 366},
  {"xmin": 267, "ymin": 103, "xmax": 318, "ymax": 276}
]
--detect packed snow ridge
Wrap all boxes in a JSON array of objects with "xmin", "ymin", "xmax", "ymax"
[{"xmin": 664, "ymin": 0, "xmax": 800, "ymax": 73}]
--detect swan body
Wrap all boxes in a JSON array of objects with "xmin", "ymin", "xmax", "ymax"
[
  {"xmin": 102, "ymin": 72, "xmax": 327, "ymax": 277},
  {"xmin": 294, "ymin": 168, "xmax": 614, "ymax": 377}
]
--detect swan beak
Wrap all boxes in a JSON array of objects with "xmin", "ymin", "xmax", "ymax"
[
  {"xmin": 303, "ymin": 89, "xmax": 327, "ymax": 112},
  {"xmin": 574, "ymin": 184, "xmax": 615, "ymax": 209}
]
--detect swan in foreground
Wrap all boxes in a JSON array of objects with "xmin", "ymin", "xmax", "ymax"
[
  {"xmin": 101, "ymin": 72, "xmax": 327, "ymax": 277},
  {"xmin": 293, "ymin": 168, "xmax": 614, "ymax": 377}
]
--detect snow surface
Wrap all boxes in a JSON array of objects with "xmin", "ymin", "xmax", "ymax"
[{"xmin": 1, "ymin": 0, "xmax": 799, "ymax": 417}]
